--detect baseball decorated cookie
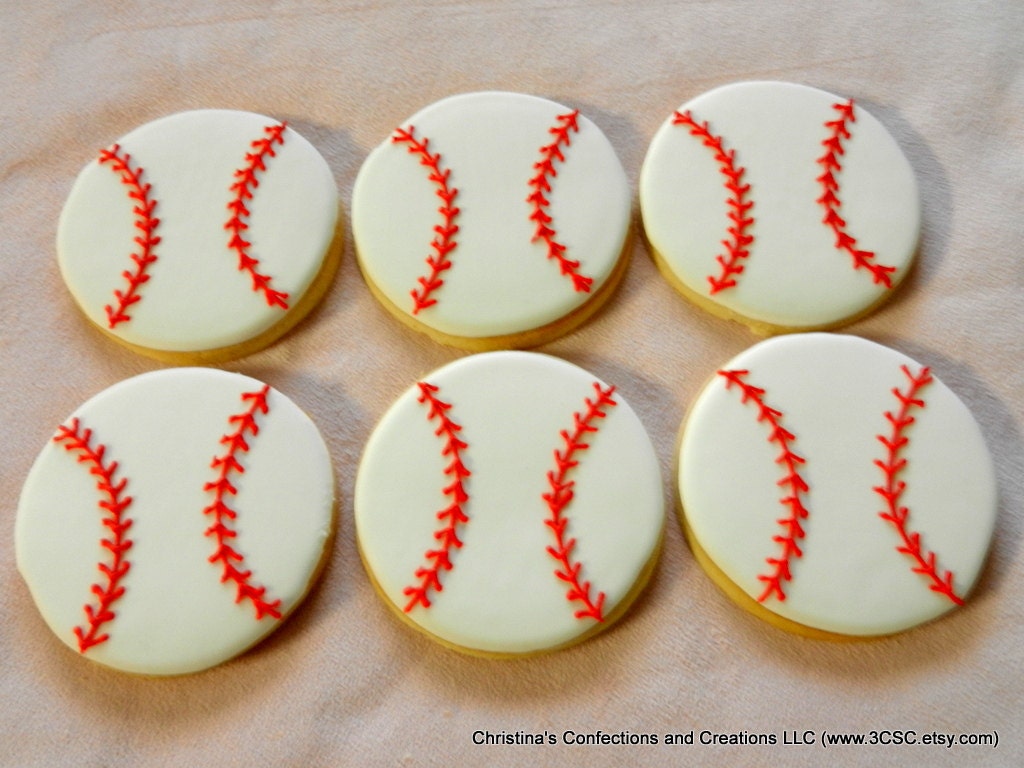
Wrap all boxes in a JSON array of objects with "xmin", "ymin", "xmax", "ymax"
[
  {"xmin": 678, "ymin": 333, "xmax": 996, "ymax": 639},
  {"xmin": 355, "ymin": 352, "xmax": 664, "ymax": 656},
  {"xmin": 639, "ymin": 81, "xmax": 920, "ymax": 334},
  {"xmin": 16, "ymin": 368, "xmax": 335, "ymax": 675},
  {"xmin": 57, "ymin": 109, "xmax": 341, "ymax": 363},
  {"xmin": 351, "ymin": 91, "xmax": 632, "ymax": 350}
]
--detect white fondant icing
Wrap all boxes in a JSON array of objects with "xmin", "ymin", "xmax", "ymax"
[
  {"xmin": 639, "ymin": 81, "xmax": 920, "ymax": 330},
  {"xmin": 679, "ymin": 333, "xmax": 996, "ymax": 635},
  {"xmin": 57, "ymin": 109, "xmax": 338, "ymax": 353},
  {"xmin": 351, "ymin": 91, "xmax": 631, "ymax": 339},
  {"xmin": 355, "ymin": 351, "xmax": 664, "ymax": 654},
  {"xmin": 16, "ymin": 368, "xmax": 335, "ymax": 675}
]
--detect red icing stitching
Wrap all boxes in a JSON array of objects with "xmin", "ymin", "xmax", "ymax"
[
  {"xmin": 402, "ymin": 381, "xmax": 471, "ymax": 612},
  {"xmin": 719, "ymin": 369, "xmax": 810, "ymax": 603},
  {"xmin": 874, "ymin": 365, "xmax": 963, "ymax": 605},
  {"xmin": 98, "ymin": 144, "xmax": 162, "ymax": 328},
  {"xmin": 526, "ymin": 109, "xmax": 593, "ymax": 293},
  {"xmin": 203, "ymin": 384, "xmax": 282, "ymax": 620},
  {"xmin": 392, "ymin": 126, "xmax": 461, "ymax": 315},
  {"xmin": 542, "ymin": 382, "xmax": 616, "ymax": 621},
  {"xmin": 226, "ymin": 122, "xmax": 291, "ymax": 309},
  {"xmin": 53, "ymin": 418, "xmax": 135, "ymax": 653},
  {"xmin": 672, "ymin": 111, "xmax": 755, "ymax": 295},
  {"xmin": 816, "ymin": 99, "xmax": 897, "ymax": 288}
]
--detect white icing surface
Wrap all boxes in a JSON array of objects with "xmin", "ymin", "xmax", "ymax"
[
  {"xmin": 351, "ymin": 91, "xmax": 631, "ymax": 339},
  {"xmin": 58, "ymin": 109, "xmax": 338, "ymax": 353},
  {"xmin": 639, "ymin": 81, "xmax": 920, "ymax": 330},
  {"xmin": 680, "ymin": 333, "xmax": 996, "ymax": 636},
  {"xmin": 16, "ymin": 368, "xmax": 335, "ymax": 675},
  {"xmin": 355, "ymin": 351, "xmax": 664, "ymax": 654}
]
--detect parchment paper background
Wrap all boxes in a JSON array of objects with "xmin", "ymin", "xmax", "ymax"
[{"xmin": 2, "ymin": 2, "xmax": 1021, "ymax": 765}]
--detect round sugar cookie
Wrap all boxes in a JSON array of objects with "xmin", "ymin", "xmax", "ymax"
[
  {"xmin": 355, "ymin": 351, "xmax": 664, "ymax": 655},
  {"xmin": 639, "ymin": 81, "xmax": 920, "ymax": 334},
  {"xmin": 678, "ymin": 333, "xmax": 996, "ymax": 638},
  {"xmin": 57, "ymin": 109, "xmax": 342, "ymax": 363},
  {"xmin": 16, "ymin": 368, "xmax": 335, "ymax": 675},
  {"xmin": 351, "ymin": 91, "xmax": 632, "ymax": 350}
]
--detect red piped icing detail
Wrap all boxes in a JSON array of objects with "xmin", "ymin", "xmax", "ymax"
[
  {"xmin": 392, "ymin": 126, "xmax": 461, "ymax": 315},
  {"xmin": 402, "ymin": 381, "xmax": 471, "ymax": 612},
  {"xmin": 718, "ymin": 369, "xmax": 810, "ymax": 603},
  {"xmin": 527, "ymin": 109, "xmax": 593, "ymax": 293},
  {"xmin": 98, "ymin": 144, "xmax": 161, "ymax": 328},
  {"xmin": 226, "ymin": 122, "xmax": 291, "ymax": 310},
  {"xmin": 203, "ymin": 384, "xmax": 282, "ymax": 620},
  {"xmin": 53, "ymin": 418, "xmax": 134, "ymax": 653},
  {"xmin": 542, "ymin": 382, "xmax": 616, "ymax": 621},
  {"xmin": 672, "ymin": 111, "xmax": 755, "ymax": 295},
  {"xmin": 874, "ymin": 366, "xmax": 963, "ymax": 605},
  {"xmin": 816, "ymin": 99, "xmax": 897, "ymax": 288}
]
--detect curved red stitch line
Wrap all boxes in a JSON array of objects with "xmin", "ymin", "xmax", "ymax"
[
  {"xmin": 98, "ymin": 144, "xmax": 162, "ymax": 328},
  {"xmin": 53, "ymin": 418, "xmax": 135, "ymax": 653},
  {"xmin": 203, "ymin": 384, "xmax": 282, "ymax": 620},
  {"xmin": 874, "ymin": 365, "xmax": 963, "ymax": 605},
  {"xmin": 392, "ymin": 126, "xmax": 461, "ymax": 315},
  {"xmin": 402, "ymin": 382, "xmax": 471, "ymax": 612},
  {"xmin": 816, "ymin": 99, "xmax": 896, "ymax": 288},
  {"xmin": 226, "ymin": 122, "xmax": 291, "ymax": 310},
  {"xmin": 672, "ymin": 111, "xmax": 755, "ymax": 295},
  {"xmin": 526, "ymin": 109, "xmax": 593, "ymax": 293},
  {"xmin": 542, "ymin": 382, "xmax": 616, "ymax": 621},
  {"xmin": 719, "ymin": 369, "xmax": 810, "ymax": 603}
]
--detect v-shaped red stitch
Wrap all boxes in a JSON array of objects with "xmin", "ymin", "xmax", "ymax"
[
  {"xmin": 816, "ymin": 100, "xmax": 897, "ymax": 288},
  {"xmin": 672, "ymin": 111, "xmax": 755, "ymax": 296},
  {"xmin": 718, "ymin": 369, "xmax": 810, "ymax": 603},
  {"xmin": 402, "ymin": 381, "xmax": 471, "ymax": 612},
  {"xmin": 53, "ymin": 418, "xmax": 135, "ymax": 653},
  {"xmin": 98, "ymin": 144, "xmax": 162, "ymax": 328},
  {"xmin": 203, "ymin": 384, "xmax": 282, "ymax": 620},
  {"xmin": 874, "ymin": 365, "xmax": 962, "ymax": 604},
  {"xmin": 225, "ymin": 122, "xmax": 291, "ymax": 309},
  {"xmin": 542, "ymin": 381, "xmax": 617, "ymax": 621},
  {"xmin": 527, "ymin": 109, "xmax": 593, "ymax": 293},
  {"xmin": 392, "ymin": 126, "xmax": 461, "ymax": 316}
]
